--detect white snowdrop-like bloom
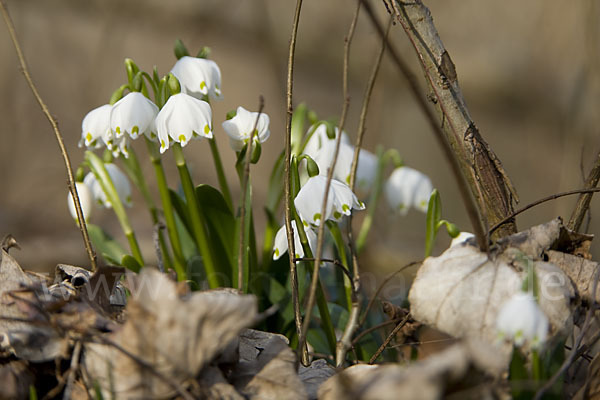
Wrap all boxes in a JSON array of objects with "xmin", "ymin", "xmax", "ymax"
[
  {"xmin": 155, "ymin": 93, "xmax": 213, "ymax": 153},
  {"xmin": 313, "ymin": 140, "xmax": 378, "ymax": 192},
  {"xmin": 80, "ymin": 104, "xmax": 114, "ymax": 149},
  {"xmin": 294, "ymin": 175, "xmax": 365, "ymax": 226},
  {"xmin": 272, "ymin": 221, "xmax": 317, "ymax": 260},
  {"xmin": 67, "ymin": 182, "xmax": 94, "ymax": 222},
  {"xmin": 221, "ymin": 106, "xmax": 270, "ymax": 152},
  {"xmin": 450, "ymin": 232, "xmax": 475, "ymax": 247},
  {"xmin": 302, "ymin": 122, "xmax": 350, "ymax": 159},
  {"xmin": 110, "ymin": 92, "xmax": 159, "ymax": 140},
  {"xmin": 385, "ymin": 166, "xmax": 433, "ymax": 216},
  {"xmin": 496, "ymin": 291, "xmax": 549, "ymax": 348},
  {"xmin": 170, "ymin": 56, "xmax": 223, "ymax": 100},
  {"xmin": 83, "ymin": 163, "xmax": 132, "ymax": 208}
]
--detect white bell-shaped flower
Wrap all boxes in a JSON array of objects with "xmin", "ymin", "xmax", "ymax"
[
  {"xmin": 313, "ymin": 140, "xmax": 378, "ymax": 192},
  {"xmin": 170, "ymin": 56, "xmax": 223, "ymax": 100},
  {"xmin": 496, "ymin": 291, "xmax": 549, "ymax": 348},
  {"xmin": 155, "ymin": 93, "xmax": 213, "ymax": 153},
  {"xmin": 67, "ymin": 181, "xmax": 94, "ymax": 222},
  {"xmin": 294, "ymin": 176, "xmax": 365, "ymax": 226},
  {"xmin": 450, "ymin": 232, "xmax": 475, "ymax": 247},
  {"xmin": 83, "ymin": 163, "xmax": 132, "ymax": 209},
  {"xmin": 80, "ymin": 104, "xmax": 113, "ymax": 149},
  {"xmin": 221, "ymin": 106, "xmax": 270, "ymax": 152},
  {"xmin": 272, "ymin": 221, "xmax": 317, "ymax": 260},
  {"xmin": 110, "ymin": 92, "xmax": 159, "ymax": 140},
  {"xmin": 302, "ymin": 122, "xmax": 350, "ymax": 159},
  {"xmin": 385, "ymin": 166, "xmax": 433, "ymax": 215}
]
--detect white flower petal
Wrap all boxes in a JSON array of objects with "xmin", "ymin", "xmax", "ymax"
[
  {"xmin": 83, "ymin": 163, "xmax": 132, "ymax": 209},
  {"xmin": 385, "ymin": 166, "xmax": 433, "ymax": 215},
  {"xmin": 110, "ymin": 92, "xmax": 159, "ymax": 140},
  {"xmin": 171, "ymin": 56, "xmax": 223, "ymax": 101},
  {"xmin": 81, "ymin": 104, "xmax": 112, "ymax": 148},
  {"xmin": 302, "ymin": 122, "xmax": 350, "ymax": 159},
  {"xmin": 272, "ymin": 221, "xmax": 317, "ymax": 260},
  {"xmin": 67, "ymin": 182, "xmax": 94, "ymax": 222},
  {"xmin": 155, "ymin": 93, "xmax": 213, "ymax": 153},
  {"xmin": 449, "ymin": 232, "xmax": 475, "ymax": 247},
  {"xmin": 496, "ymin": 292, "xmax": 549, "ymax": 349},
  {"xmin": 222, "ymin": 106, "xmax": 270, "ymax": 152}
]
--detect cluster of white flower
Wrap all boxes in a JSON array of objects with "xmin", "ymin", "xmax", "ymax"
[{"xmin": 496, "ymin": 291, "xmax": 549, "ymax": 349}]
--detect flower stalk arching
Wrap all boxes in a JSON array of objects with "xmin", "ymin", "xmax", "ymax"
[{"xmin": 85, "ymin": 151, "xmax": 144, "ymax": 267}]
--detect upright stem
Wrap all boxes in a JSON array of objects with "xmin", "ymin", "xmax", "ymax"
[
  {"xmin": 146, "ymin": 139, "xmax": 186, "ymax": 280},
  {"xmin": 172, "ymin": 144, "xmax": 220, "ymax": 288},
  {"xmin": 285, "ymin": 0, "xmax": 307, "ymax": 365},
  {"xmin": 208, "ymin": 138, "xmax": 234, "ymax": 212}
]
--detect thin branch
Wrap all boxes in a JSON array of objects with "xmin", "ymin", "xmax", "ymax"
[
  {"xmin": 352, "ymin": 318, "xmax": 401, "ymax": 347},
  {"xmin": 62, "ymin": 340, "xmax": 82, "ymax": 400},
  {"xmin": 294, "ymin": 257, "xmax": 353, "ymax": 282},
  {"xmin": 0, "ymin": 1, "xmax": 97, "ymax": 271},
  {"xmin": 359, "ymin": 0, "xmax": 489, "ymax": 252},
  {"xmin": 568, "ymin": 150, "xmax": 600, "ymax": 232},
  {"xmin": 368, "ymin": 312, "xmax": 411, "ymax": 364},
  {"xmin": 237, "ymin": 96, "xmax": 265, "ymax": 292},
  {"xmin": 489, "ymin": 187, "xmax": 600, "ymax": 235},
  {"xmin": 284, "ymin": 0, "xmax": 306, "ymax": 366},
  {"xmin": 298, "ymin": 0, "xmax": 360, "ymax": 366},
  {"xmin": 359, "ymin": 260, "xmax": 421, "ymax": 327}
]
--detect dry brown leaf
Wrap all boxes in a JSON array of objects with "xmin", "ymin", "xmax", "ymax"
[
  {"xmin": 0, "ymin": 360, "xmax": 34, "ymax": 400},
  {"xmin": 573, "ymin": 353, "xmax": 600, "ymax": 400},
  {"xmin": 233, "ymin": 329, "xmax": 307, "ymax": 400},
  {"xmin": 547, "ymin": 250, "xmax": 599, "ymax": 305},
  {"xmin": 409, "ymin": 221, "xmax": 575, "ymax": 359},
  {"xmin": 84, "ymin": 268, "xmax": 258, "ymax": 399},
  {"xmin": 298, "ymin": 359, "xmax": 335, "ymax": 400},
  {"xmin": 318, "ymin": 339, "xmax": 503, "ymax": 400},
  {"xmin": 198, "ymin": 366, "xmax": 245, "ymax": 400}
]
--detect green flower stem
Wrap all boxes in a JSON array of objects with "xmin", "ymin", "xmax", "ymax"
[
  {"xmin": 356, "ymin": 147, "xmax": 402, "ymax": 253},
  {"xmin": 121, "ymin": 146, "xmax": 173, "ymax": 271},
  {"xmin": 327, "ymin": 221, "xmax": 352, "ymax": 311},
  {"xmin": 145, "ymin": 139, "xmax": 186, "ymax": 280},
  {"xmin": 85, "ymin": 151, "xmax": 144, "ymax": 267},
  {"xmin": 208, "ymin": 138, "xmax": 233, "ymax": 212},
  {"xmin": 532, "ymin": 349, "xmax": 541, "ymax": 381},
  {"xmin": 172, "ymin": 143, "xmax": 220, "ymax": 288}
]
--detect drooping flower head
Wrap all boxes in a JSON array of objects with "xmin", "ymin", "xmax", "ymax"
[
  {"xmin": 273, "ymin": 221, "xmax": 317, "ymax": 260},
  {"xmin": 170, "ymin": 56, "xmax": 223, "ymax": 101},
  {"xmin": 313, "ymin": 140, "xmax": 378, "ymax": 192},
  {"xmin": 302, "ymin": 122, "xmax": 350, "ymax": 159},
  {"xmin": 294, "ymin": 175, "xmax": 365, "ymax": 226},
  {"xmin": 155, "ymin": 93, "xmax": 213, "ymax": 153},
  {"xmin": 80, "ymin": 104, "xmax": 112, "ymax": 149},
  {"xmin": 83, "ymin": 163, "xmax": 132, "ymax": 209},
  {"xmin": 67, "ymin": 181, "xmax": 94, "ymax": 222},
  {"xmin": 110, "ymin": 92, "xmax": 159, "ymax": 141},
  {"xmin": 496, "ymin": 291, "xmax": 549, "ymax": 349},
  {"xmin": 385, "ymin": 166, "xmax": 433, "ymax": 215},
  {"xmin": 221, "ymin": 106, "xmax": 270, "ymax": 152}
]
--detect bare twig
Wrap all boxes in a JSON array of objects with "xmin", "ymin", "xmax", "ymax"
[
  {"xmin": 62, "ymin": 340, "xmax": 82, "ymax": 400},
  {"xmin": 352, "ymin": 318, "xmax": 401, "ymax": 347},
  {"xmin": 368, "ymin": 312, "xmax": 411, "ymax": 364},
  {"xmin": 360, "ymin": 0, "xmax": 489, "ymax": 252},
  {"xmin": 284, "ymin": 0, "xmax": 306, "ymax": 366},
  {"xmin": 568, "ymin": 151, "xmax": 600, "ymax": 232},
  {"xmin": 0, "ymin": 0, "xmax": 97, "ymax": 271},
  {"xmin": 359, "ymin": 260, "xmax": 421, "ymax": 327},
  {"xmin": 298, "ymin": 0, "xmax": 359, "ymax": 366},
  {"xmin": 489, "ymin": 187, "xmax": 600, "ymax": 235},
  {"xmin": 294, "ymin": 257, "xmax": 353, "ymax": 281},
  {"xmin": 237, "ymin": 96, "xmax": 265, "ymax": 292}
]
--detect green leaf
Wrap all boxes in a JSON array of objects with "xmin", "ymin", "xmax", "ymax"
[
  {"xmin": 169, "ymin": 189, "xmax": 193, "ymax": 237},
  {"xmin": 424, "ymin": 189, "xmax": 442, "ymax": 258},
  {"xmin": 195, "ymin": 184, "xmax": 237, "ymax": 282},
  {"xmin": 266, "ymin": 150, "xmax": 285, "ymax": 212},
  {"xmin": 121, "ymin": 254, "xmax": 142, "ymax": 273},
  {"xmin": 87, "ymin": 224, "xmax": 127, "ymax": 265},
  {"xmin": 174, "ymin": 39, "xmax": 189, "ymax": 59}
]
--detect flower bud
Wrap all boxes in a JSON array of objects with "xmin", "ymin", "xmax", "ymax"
[
  {"xmin": 167, "ymin": 73, "xmax": 181, "ymax": 95},
  {"xmin": 304, "ymin": 156, "xmax": 320, "ymax": 177},
  {"xmin": 174, "ymin": 39, "xmax": 189, "ymax": 60},
  {"xmin": 196, "ymin": 46, "xmax": 211, "ymax": 59},
  {"xmin": 132, "ymin": 71, "xmax": 143, "ymax": 93},
  {"xmin": 250, "ymin": 141, "xmax": 262, "ymax": 164}
]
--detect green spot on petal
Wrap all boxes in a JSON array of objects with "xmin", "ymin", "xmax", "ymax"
[
  {"xmin": 179, "ymin": 134, "xmax": 187, "ymax": 144},
  {"xmin": 115, "ymin": 127, "xmax": 121, "ymax": 134},
  {"xmin": 303, "ymin": 221, "xmax": 308, "ymax": 227},
  {"xmin": 160, "ymin": 140, "xmax": 166, "ymax": 149},
  {"xmin": 333, "ymin": 211, "xmax": 342, "ymax": 219},
  {"xmin": 342, "ymin": 204, "xmax": 350, "ymax": 212},
  {"xmin": 200, "ymin": 81, "xmax": 207, "ymax": 90},
  {"xmin": 85, "ymin": 132, "xmax": 92, "ymax": 142},
  {"xmin": 313, "ymin": 213, "xmax": 321, "ymax": 222},
  {"xmin": 204, "ymin": 124, "xmax": 210, "ymax": 134},
  {"xmin": 274, "ymin": 249, "xmax": 279, "ymax": 257},
  {"xmin": 150, "ymin": 132, "xmax": 156, "ymax": 138},
  {"xmin": 132, "ymin": 126, "xmax": 139, "ymax": 134}
]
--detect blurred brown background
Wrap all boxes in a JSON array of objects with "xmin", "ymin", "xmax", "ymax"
[{"xmin": 0, "ymin": 0, "xmax": 598, "ymax": 276}]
